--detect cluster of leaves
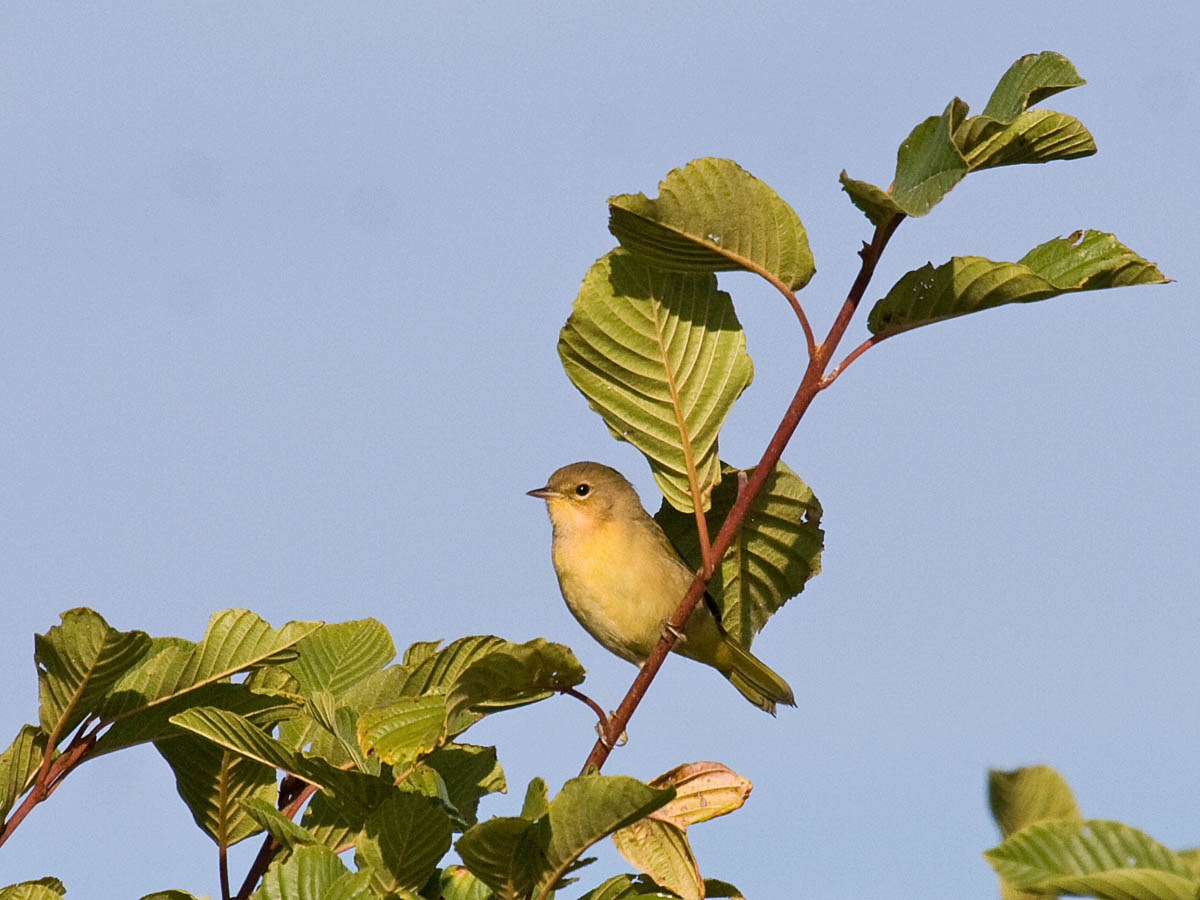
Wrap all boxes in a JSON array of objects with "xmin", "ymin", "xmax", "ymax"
[
  {"xmin": 558, "ymin": 50, "xmax": 1165, "ymax": 655},
  {"xmin": 0, "ymin": 609, "xmax": 756, "ymax": 900},
  {"xmin": 984, "ymin": 765, "xmax": 1200, "ymax": 900}
]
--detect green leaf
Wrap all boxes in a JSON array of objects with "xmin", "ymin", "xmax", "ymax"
[
  {"xmin": 251, "ymin": 844, "xmax": 373, "ymax": 900},
  {"xmin": 425, "ymin": 743, "xmax": 506, "ymax": 829},
  {"xmin": 399, "ymin": 636, "xmax": 514, "ymax": 698},
  {"xmin": 353, "ymin": 791, "xmax": 454, "ymax": 897},
  {"xmin": 402, "ymin": 639, "xmax": 444, "ymax": 667},
  {"xmin": 299, "ymin": 791, "xmax": 361, "ymax": 855},
  {"xmin": 521, "ymin": 777, "xmax": 550, "ymax": 821},
  {"xmin": 608, "ymin": 157, "xmax": 815, "ymax": 292},
  {"xmin": 984, "ymin": 819, "xmax": 1200, "ymax": 900},
  {"xmin": 357, "ymin": 694, "xmax": 449, "ymax": 769},
  {"xmin": 169, "ymin": 706, "xmax": 378, "ymax": 814},
  {"xmin": 868, "ymin": 230, "xmax": 1169, "ymax": 337},
  {"xmin": 657, "ymin": 462, "xmax": 823, "ymax": 646},
  {"xmin": 1177, "ymin": 849, "xmax": 1200, "ymax": 878},
  {"xmin": 446, "ymin": 638, "xmax": 585, "ymax": 722},
  {"xmin": 611, "ymin": 818, "xmax": 701, "ymax": 900},
  {"xmin": 575, "ymin": 874, "xmax": 678, "ymax": 900},
  {"xmin": 456, "ymin": 816, "xmax": 546, "ymax": 900},
  {"xmin": 35, "ymin": 608, "xmax": 151, "ymax": 742},
  {"xmin": 96, "ymin": 610, "xmax": 319, "ymax": 740},
  {"xmin": 989, "ymin": 765, "xmax": 1081, "ymax": 837},
  {"xmin": 0, "ymin": 881, "xmax": 66, "ymax": 900},
  {"xmin": 286, "ymin": 619, "xmax": 394, "ymax": 698},
  {"xmin": 239, "ymin": 797, "xmax": 322, "ymax": 852},
  {"xmin": 955, "ymin": 52, "xmax": 1093, "ymax": 171},
  {"xmin": 559, "ymin": 249, "xmax": 753, "ymax": 513},
  {"xmin": 536, "ymin": 774, "xmax": 676, "ymax": 898},
  {"xmin": 438, "ymin": 866, "xmax": 495, "ymax": 900},
  {"xmin": 300, "ymin": 690, "xmax": 375, "ymax": 773},
  {"xmin": 138, "ymin": 893, "xmax": 205, "ymax": 900},
  {"xmin": 981, "ymin": 50, "xmax": 1086, "ymax": 120},
  {"xmin": 0, "ymin": 725, "xmax": 50, "ymax": 820},
  {"xmin": 155, "ymin": 733, "xmax": 276, "ymax": 847},
  {"xmin": 94, "ymin": 681, "xmax": 300, "ymax": 757},
  {"xmin": 704, "ymin": 879, "xmax": 746, "ymax": 899},
  {"xmin": 841, "ymin": 51, "xmax": 1093, "ymax": 225},
  {"xmin": 892, "ymin": 101, "xmax": 971, "ymax": 217}
]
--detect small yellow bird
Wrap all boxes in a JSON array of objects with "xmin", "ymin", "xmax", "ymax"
[{"xmin": 528, "ymin": 461, "xmax": 795, "ymax": 714}]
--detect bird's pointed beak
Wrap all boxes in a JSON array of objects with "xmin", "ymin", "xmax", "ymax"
[{"xmin": 526, "ymin": 485, "xmax": 555, "ymax": 499}]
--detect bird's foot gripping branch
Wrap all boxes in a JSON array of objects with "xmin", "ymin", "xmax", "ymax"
[{"xmin": 0, "ymin": 50, "xmax": 1171, "ymax": 900}]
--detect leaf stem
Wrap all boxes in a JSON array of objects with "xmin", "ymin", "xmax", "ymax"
[
  {"xmin": 219, "ymin": 842, "xmax": 231, "ymax": 900},
  {"xmin": 581, "ymin": 212, "xmax": 903, "ymax": 772},
  {"xmin": 558, "ymin": 686, "xmax": 610, "ymax": 733}
]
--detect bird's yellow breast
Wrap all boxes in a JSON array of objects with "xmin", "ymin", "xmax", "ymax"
[{"xmin": 547, "ymin": 500, "xmax": 692, "ymax": 663}]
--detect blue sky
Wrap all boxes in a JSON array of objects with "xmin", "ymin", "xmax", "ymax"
[{"xmin": 2, "ymin": 3, "xmax": 1197, "ymax": 898}]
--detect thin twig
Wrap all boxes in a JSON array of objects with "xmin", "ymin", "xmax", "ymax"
[
  {"xmin": 581, "ymin": 212, "xmax": 904, "ymax": 773},
  {"xmin": 559, "ymin": 686, "xmax": 610, "ymax": 732},
  {"xmin": 820, "ymin": 334, "xmax": 880, "ymax": 389}
]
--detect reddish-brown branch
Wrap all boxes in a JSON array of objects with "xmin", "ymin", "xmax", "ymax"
[
  {"xmin": 234, "ymin": 777, "xmax": 318, "ymax": 900},
  {"xmin": 581, "ymin": 212, "xmax": 903, "ymax": 773},
  {"xmin": 0, "ymin": 726, "xmax": 100, "ymax": 849}
]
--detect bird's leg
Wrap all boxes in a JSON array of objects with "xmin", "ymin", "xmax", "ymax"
[{"xmin": 662, "ymin": 621, "xmax": 687, "ymax": 643}]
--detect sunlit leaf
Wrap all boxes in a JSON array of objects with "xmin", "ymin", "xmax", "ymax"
[
  {"xmin": 438, "ymin": 865, "xmax": 494, "ymax": 900},
  {"xmin": 96, "ymin": 614, "xmax": 319, "ymax": 753},
  {"xmin": 536, "ymin": 775, "xmax": 675, "ymax": 897},
  {"xmin": 353, "ymin": 791, "xmax": 453, "ymax": 896},
  {"xmin": 868, "ymin": 230, "xmax": 1168, "ymax": 336},
  {"xmin": 841, "ymin": 51, "xmax": 1093, "ymax": 225},
  {"xmin": 612, "ymin": 817, "xmax": 701, "ymax": 900},
  {"xmin": 985, "ymin": 819, "xmax": 1200, "ymax": 900},
  {"xmin": 446, "ymin": 638, "xmax": 584, "ymax": 722},
  {"xmin": 356, "ymin": 695, "xmax": 448, "ymax": 769},
  {"xmin": 169, "ymin": 706, "xmax": 379, "ymax": 815},
  {"xmin": 658, "ymin": 462, "xmax": 822, "ymax": 646},
  {"xmin": 704, "ymin": 879, "xmax": 746, "ymax": 899},
  {"xmin": 156, "ymin": 733, "xmax": 275, "ymax": 847},
  {"xmin": 398, "ymin": 636, "xmax": 513, "ymax": 698},
  {"xmin": 0, "ymin": 725, "xmax": 50, "ymax": 820},
  {"xmin": 35, "ymin": 608, "xmax": 151, "ymax": 742},
  {"xmin": 94, "ymin": 681, "xmax": 300, "ymax": 757},
  {"xmin": 646, "ymin": 761, "xmax": 752, "ymax": 830},
  {"xmin": 521, "ymin": 777, "xmax": 550, "ymax": 822},
  {"xmin": 286, "ymin": 619, "xmax": 394, "ymax": 698},
  {"xmin": 608, "ymin": 157, "xmax": 815, "ymax": 292},
  {"xmin": 251, "ymin": 844, "xmax": 372, "ymax": 900},
  {"xmin": 456, "ymin": 816, "xmax": 546, "ymax": 900},
  {"xmin": 988, "ymin": 765, "xmax": 1081, "ymax": 837},
  {"xmin": 0, "ymin": 882, "xmax": 66, "ymax": 900},
  {"xmin": 425, "ymin": 743, "xmax": 506, "ymax": 828},
  {"xmin": 575, "ymin": 874, "xmax": 678, "ymax": 900},
  {"xmin": 560, "ymin": 249, "xmax": 753, "ymax": 513}
]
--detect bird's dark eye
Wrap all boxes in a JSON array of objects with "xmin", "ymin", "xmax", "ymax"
[{"xmin": 575, "ymin": 483, "xmax": 590, "ymax": 497}]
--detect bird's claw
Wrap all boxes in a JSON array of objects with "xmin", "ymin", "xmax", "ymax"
[
  {"xmin": 594, "ymin": 715, "xmax": 628, "ymax": 748},
  {"xmin": 662, "ymin": 621, "xmax": 686, "ymax": 643}
]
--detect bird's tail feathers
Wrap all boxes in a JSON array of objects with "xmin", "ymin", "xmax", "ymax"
[{"xmin": 722, "ymin": 636, "xmax": 795, "ymax": 716}]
